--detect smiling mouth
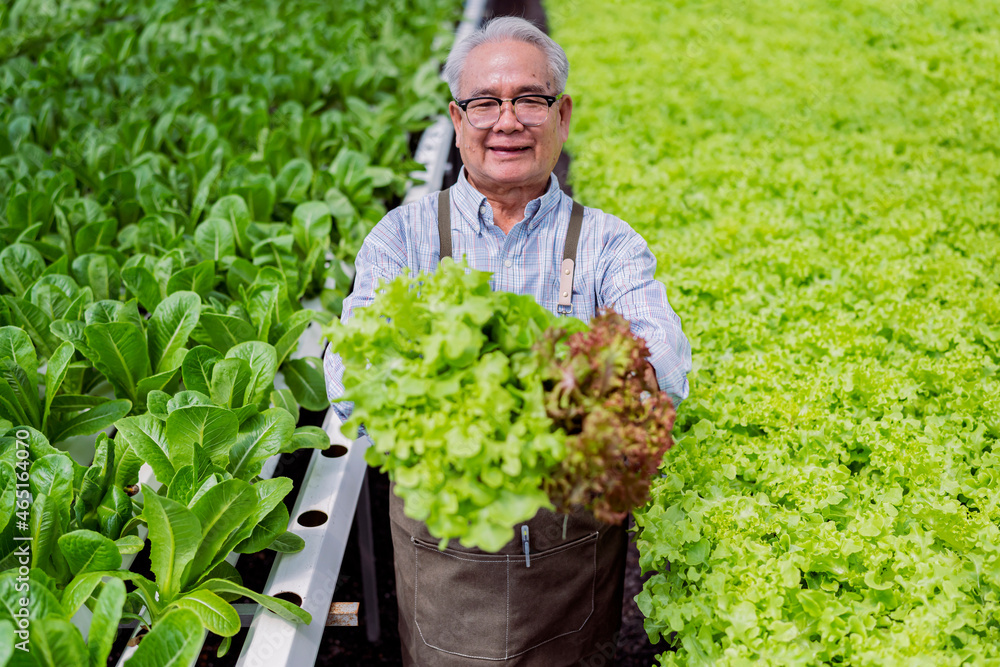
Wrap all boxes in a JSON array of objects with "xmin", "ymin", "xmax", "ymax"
[{"xmin": 489, "ymin": 146, "xmax": 531, "ymax": 154}]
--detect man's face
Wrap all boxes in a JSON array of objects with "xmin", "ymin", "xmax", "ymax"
[{"xmin": 448, "ymin": 40, "xmax": 572, "ymax": 198}]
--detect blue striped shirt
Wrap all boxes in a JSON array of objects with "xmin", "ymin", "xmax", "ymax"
[{"xmin": 323, "ymin": 168, "xmax": 692, "ymax": 420}]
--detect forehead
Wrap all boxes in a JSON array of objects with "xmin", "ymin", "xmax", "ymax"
[{"xmin": 460, "ymin": 40, "xmax": 553, "ymax": 98}]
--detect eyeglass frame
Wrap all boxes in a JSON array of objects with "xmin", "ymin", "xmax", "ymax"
[{"xmin": 454, "ymin": 94, "xmax": 563, "ymax": 129}]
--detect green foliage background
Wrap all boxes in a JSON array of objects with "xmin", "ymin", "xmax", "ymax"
[
  {"xmin": 546, "ymin": 0, "xmax": 1000, "ymax": 664},
  {"xmin": 0, "ymin": 0, "xmax": 462, "ymax": 660}
]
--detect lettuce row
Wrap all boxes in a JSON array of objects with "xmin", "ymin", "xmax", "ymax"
[{"xmin": 549, "ymin": 0, "xmax": 1000, "ymax": 663}]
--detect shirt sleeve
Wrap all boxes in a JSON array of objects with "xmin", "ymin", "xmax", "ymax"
[
  {"xmin": 596, "ymin": 216, "xmax": 692, "ymax": 407},
  {"xmin": 323, "ymin": 210, "xmax": 410, "ymax": 422}
]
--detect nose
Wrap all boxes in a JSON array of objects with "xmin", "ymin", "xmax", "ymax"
[{"xmin": 493, "ymin": 100, "xmax": 523, "ymax": 132}]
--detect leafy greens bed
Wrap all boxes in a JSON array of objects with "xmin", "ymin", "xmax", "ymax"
[
  {"xmin": 0, "ymin": 0, "xmax": 461, "ymax": 663},
  {"xmin": 546, "ymin": 0, "xmax": 1000, "ymax": 664}
]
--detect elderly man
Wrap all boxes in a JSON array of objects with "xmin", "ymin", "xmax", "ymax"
[{"xmin": 324, "ymin": 16, "xmax": 691, "ymax": 666}]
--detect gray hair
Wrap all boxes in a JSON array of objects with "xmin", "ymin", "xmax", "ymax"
[{"xmin": 443, "ymin": 16, "xmax": 570, "ymax": 100}]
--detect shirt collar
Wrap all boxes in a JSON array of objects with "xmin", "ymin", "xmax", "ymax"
[{"xmin": 451, "ymin": 168, "xmax": 564, "ymax": 234}]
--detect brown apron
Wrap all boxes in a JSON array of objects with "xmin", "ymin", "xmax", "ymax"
[{"xmin": 388, "ymin": 191, "xmax": 628, "ymax": 666}]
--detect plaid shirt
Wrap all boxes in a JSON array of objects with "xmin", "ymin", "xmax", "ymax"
[{"xmin": 323, "ymin": 169, "xmax": 692, "ymax": 421}]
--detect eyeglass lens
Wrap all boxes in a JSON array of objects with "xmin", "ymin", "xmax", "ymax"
[{"xmin": 466, "ymin": 97, "xmax": 551, "ymax": 128}]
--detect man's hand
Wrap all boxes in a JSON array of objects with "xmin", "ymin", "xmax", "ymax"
[
  {"xmin": 639, "ymin": 360, "xmax": 658, "ymax": 404},
  {"xmin": 643, "ymin": 360, "xmax": 658, "ymax": 390}
]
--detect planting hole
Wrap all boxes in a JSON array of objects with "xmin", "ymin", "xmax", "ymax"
[
  {"xmin": 273, "ymin": 591, "xmax": 303, "ymax": 607},
  {"xmin": 322, "ymin": 444, "xmax": 348, "ymax": 458},
  {"xmin": 297, "ymin": 510, "xmax": 328, "ymax": 527}
]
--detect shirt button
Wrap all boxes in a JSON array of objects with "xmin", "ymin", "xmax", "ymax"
[{"xmin": 504, "ymin": 259, "xmax": 512, "ymax": 268}]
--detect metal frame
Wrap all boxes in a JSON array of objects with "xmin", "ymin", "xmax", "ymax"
[
  {"xmin": 354, "ymin": 469, "xmax": 380, "ymax": 642},
  {"xmin": 403, "ymin": 115, "xmax": 455, "ymax": 205},
  {"xmin": 403, "ymin": 0, "xmax": 488, "ymax": 206},
  {"xmin": 457, "ymin": 0, "xmax": 489, "ymax": 44}
]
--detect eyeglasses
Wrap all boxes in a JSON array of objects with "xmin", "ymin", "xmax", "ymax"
[{"xmin": 455, "ymin": 94, "xmax": 562, "ymax": 129}]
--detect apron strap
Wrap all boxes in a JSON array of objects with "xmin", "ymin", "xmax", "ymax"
[
  {"xmin": 438, "ymin": 189, "xmax": 452, "ymax": 261},
  {"xmin": 437, "ymin": 190, "xmax": 584, "ymax": 315},
  {"xmin": 558, "ymin": 200, "xmax": 584, "ymax": 315}
]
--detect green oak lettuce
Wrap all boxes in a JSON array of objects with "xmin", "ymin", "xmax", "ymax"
[{"xmin": 326, "ymin": 259, "xmax": 566, "ymax": 551}]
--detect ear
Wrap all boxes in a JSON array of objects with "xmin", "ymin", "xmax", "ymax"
[
  {"xmin": 449, "ymin": 101, "xmax": 464, "ymax": 147},
  {"xmin": 557, "ymin": 95, "xmax": 572, "ymax": 143}
]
